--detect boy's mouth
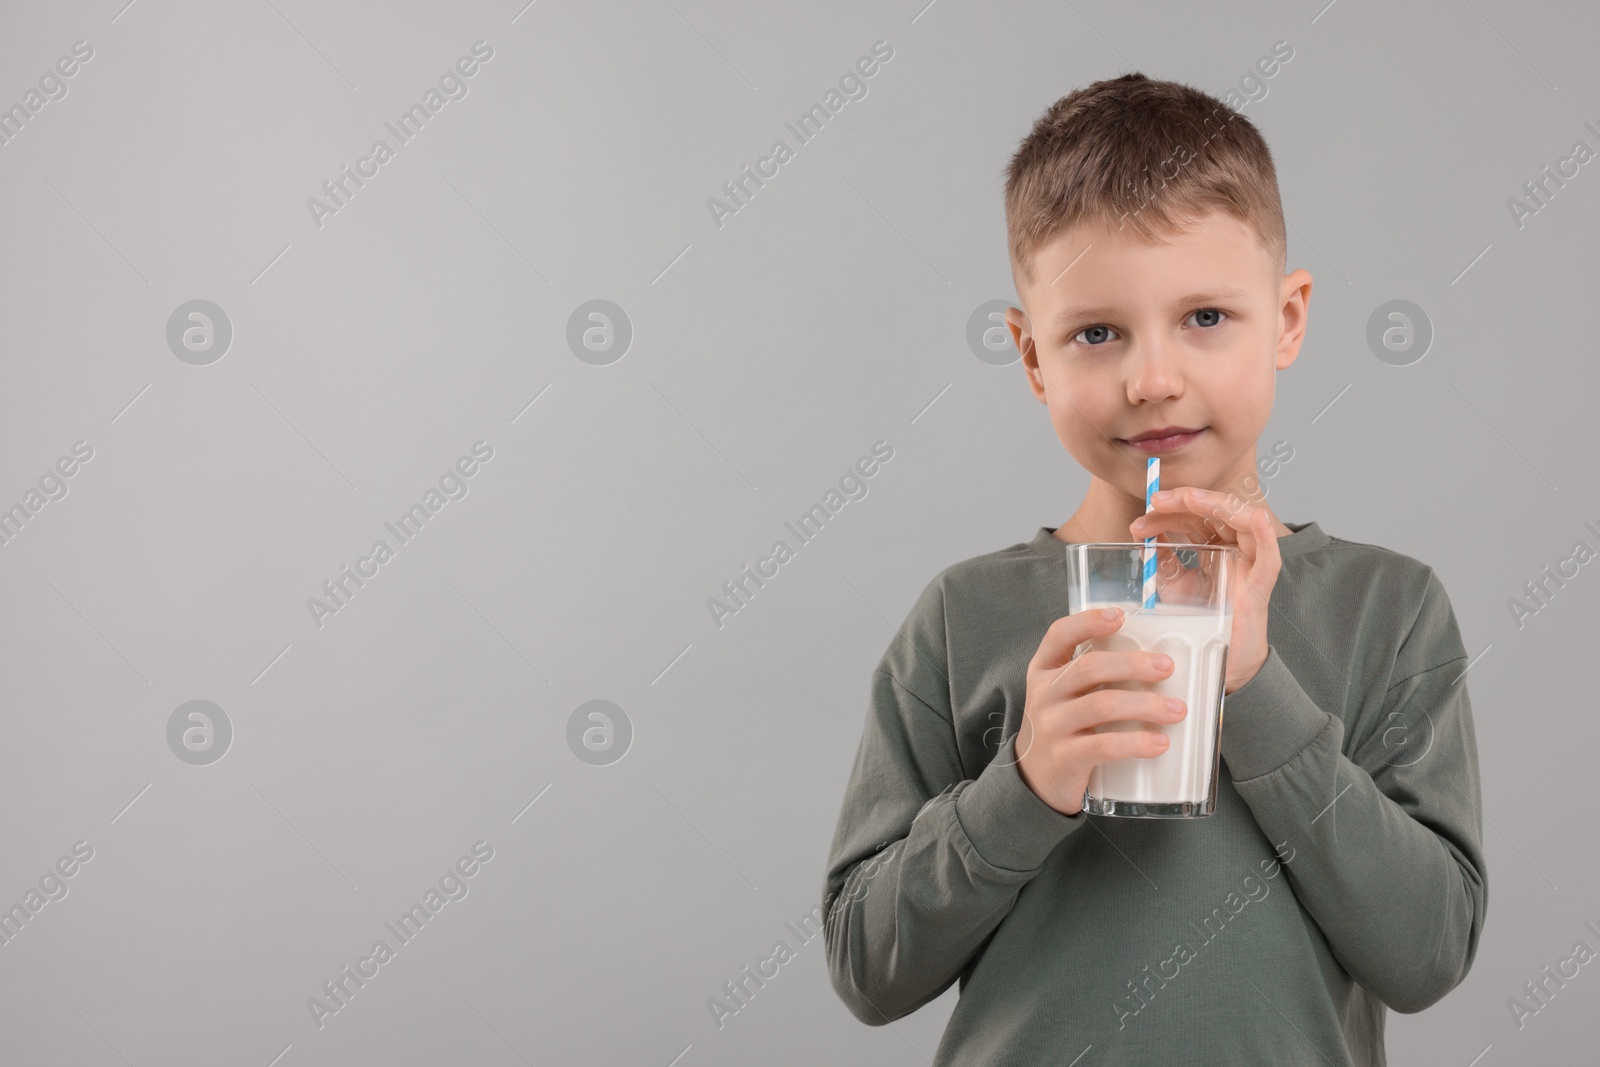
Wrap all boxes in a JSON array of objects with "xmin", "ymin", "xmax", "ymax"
[{"xmin": 1118, "ymin": 426, "xmax": 1206, "ymax": 453}]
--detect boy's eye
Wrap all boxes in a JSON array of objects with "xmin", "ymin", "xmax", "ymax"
[
  {"xmin": 1072, "ymin": 324, "xmax": 1117, "ymax": 346},
  {"xmin": 1068, "ymin": 308, "xmax": 1229, "ymax": 347}
]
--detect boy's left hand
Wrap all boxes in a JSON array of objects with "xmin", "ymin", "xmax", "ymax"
[{"xmin": 1128, "ymin": 488, "xmax": 1283, "ymax": 694}]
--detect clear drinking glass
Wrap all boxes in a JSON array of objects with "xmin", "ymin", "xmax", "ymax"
[{"xmin": 1061, "ymin": 541, "xmax": 1236, "ymax": 818}]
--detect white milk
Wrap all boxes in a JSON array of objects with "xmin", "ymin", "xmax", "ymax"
[{"xmin": 1081, "ymin": 603, "xmax": 1231, "ymax": 807}]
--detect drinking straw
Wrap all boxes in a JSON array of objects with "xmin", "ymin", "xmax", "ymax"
[{"xmin": 1142, "ymin": 457, "xmax": 1159, "ymax": 609}]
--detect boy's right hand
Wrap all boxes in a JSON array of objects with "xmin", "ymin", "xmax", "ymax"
[{"xmin": 1014, "ymin": 606, "xmax": 1186, "ymax": 816}]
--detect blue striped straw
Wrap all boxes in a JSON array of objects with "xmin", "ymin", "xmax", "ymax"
[{"xmin": 1142, "ymin": 457, "xmax": 1159, "ymax": 609}]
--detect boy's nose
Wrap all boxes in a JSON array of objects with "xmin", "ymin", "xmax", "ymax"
[{"xmin": 1125, "ymin": 345, "xmax": 1184, "ymax": 403}]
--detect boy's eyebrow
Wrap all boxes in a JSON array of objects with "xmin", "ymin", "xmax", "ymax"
[{"xmin": 1050, "ymin": 287, "xmax": 1252, "ymax": 327}]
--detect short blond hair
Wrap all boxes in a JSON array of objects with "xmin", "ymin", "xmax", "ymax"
[{"xmin": 1004, "ymin": 72, "xmax": 1286, "ymax": 291}]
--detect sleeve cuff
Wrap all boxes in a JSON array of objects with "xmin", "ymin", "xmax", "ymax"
[
  {"xmin": 1219, "ymin": 644, "xmax": 1336, "ymax": 782},
  {"xmin": 953, "ymin": 736, "xmax": 1087, "ymax": 872}
]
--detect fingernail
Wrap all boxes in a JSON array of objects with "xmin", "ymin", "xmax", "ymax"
[
  {"xmin": 1166, "ymin": 698, "xmax": 1184, "ymax": 712},
  {"xmin": 1154, "ymin": 654, "xmax": 1173, "ymax": 669},
  {"xmin": 1101, "ymin": 607, "xmax": 1120, "ymax": 619}
]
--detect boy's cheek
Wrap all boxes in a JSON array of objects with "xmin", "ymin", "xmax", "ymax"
[{"xmin": 1049, "ymin": 400, "xmax": 1108, "ymax": 458}]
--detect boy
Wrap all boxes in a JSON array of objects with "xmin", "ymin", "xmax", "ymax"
[{"xmin": 821, "ymin": 73, "xmax": 1486, "ymax": 1066}]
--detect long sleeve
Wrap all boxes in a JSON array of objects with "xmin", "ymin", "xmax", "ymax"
[
  {"xmin": 1217, "ymin": 568, "xmax": 1488, "ymax": 1014},
  {"xmin": 821, "ymin": 664, "xmax": 1090, "ymax": 1025}
]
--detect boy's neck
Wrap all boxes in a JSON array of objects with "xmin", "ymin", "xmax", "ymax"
[{"xmin": 1053, "ymin": 472, "xmax": 1294, "ymax": 545}]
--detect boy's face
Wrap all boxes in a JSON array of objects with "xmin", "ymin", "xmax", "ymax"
[{"xmin": 1007, "ymin": 210, "xmax": 1312, "ymax": 506}]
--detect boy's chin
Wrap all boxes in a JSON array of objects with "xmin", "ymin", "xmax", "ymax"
[{"xmin": 1065, "ymin": 439, "xmax": 1213, "ymax": 495}]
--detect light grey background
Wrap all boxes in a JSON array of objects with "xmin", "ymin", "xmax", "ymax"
[{"xmin": 0, "ymin": 0, "xmax": 1592, "ymax": 1064}]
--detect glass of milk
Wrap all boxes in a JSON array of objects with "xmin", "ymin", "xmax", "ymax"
[{"xmin": 1062, "ymin": 542, "xmax": 1236, "ymax": 818}]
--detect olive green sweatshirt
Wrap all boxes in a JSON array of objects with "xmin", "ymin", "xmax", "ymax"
[{"xmin": 822, "ymin": 521, "xmax": 1487, "ymax": 1066}]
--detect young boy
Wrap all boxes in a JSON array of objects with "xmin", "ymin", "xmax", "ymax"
[{"xmin": 821, "ymin": 73, "xmax": 1486, "ymax": 1066}]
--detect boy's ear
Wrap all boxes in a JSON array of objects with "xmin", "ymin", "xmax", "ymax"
[
  {"xmin": 1275, "ymin": 268, "xmax": 1314, "ymax": 371},
  {"xmin": 1006, "ymin": 305, "xmax": 1048, "ymax": 402}
]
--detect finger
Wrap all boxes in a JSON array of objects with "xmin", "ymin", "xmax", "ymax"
[
  {"xmin": 1031, "ymin": 606, "xmax": 1126, "ymax": 672},
  {"xmin": 1242, "ymin": 509, "xmax": 1281, "ymax": 584},
  {"xmin": 1082, "ymin": 727, "xmax": 1172, "ymax": 765},
  {"xmin": 1142, "ymin": 486, "xmax": 1215, "ymax": 516},
  {"xmin": 1049, "ymin": 647, "xmax": 1174, "ymax": 699},
  {"xmin": 1174, "ymin": 489, "xmax": 1263, "ymax": 545},
  {"xmin": 1222, "ymin": 508, "xmax": 1268, "ymax": 569},
  {"xmin": 1064, "ymin": 687, "xmax": 1186, "ymax": 731},
  {"xmin": 1131, "ymin": 507, "xmax": 1230, "ymax": 546},
  {"xmin": 1139, "ymin": 488, "xmax": 1249, "ymax": 542},
  {"xmin": 1150, "ymin": 541, "xmax": 1208, "ymax": 588},
  {"xmin": 1224, "ymin": 514, "xmax": 1280, "ymax": 613}
]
